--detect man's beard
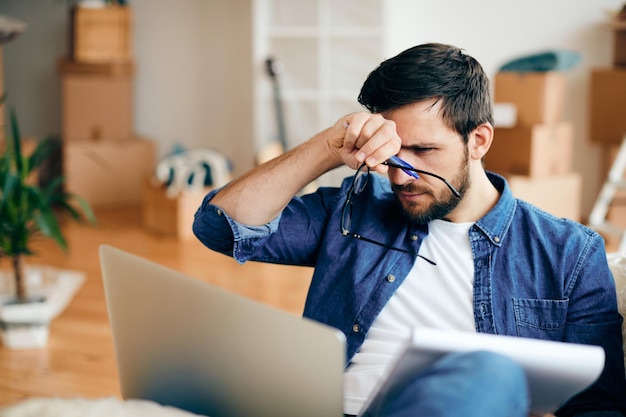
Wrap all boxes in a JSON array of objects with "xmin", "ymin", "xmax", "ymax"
[{"xmin": 392, "ymin": 151, "xmax": 470, "ymax": 225}]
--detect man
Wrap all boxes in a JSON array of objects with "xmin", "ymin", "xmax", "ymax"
[{"xmin": 193, "ymin": 43, "xmax": 626, "ymax": 416}]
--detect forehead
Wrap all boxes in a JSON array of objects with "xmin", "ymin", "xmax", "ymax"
[{"xmin": 383, "ymin": 100, "xmax": 457, "ymax": 143}]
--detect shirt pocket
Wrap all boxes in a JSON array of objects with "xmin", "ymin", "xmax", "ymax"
[{"xmin": 512, "ymin": 298, "xmax": 569, "ymax": 340}]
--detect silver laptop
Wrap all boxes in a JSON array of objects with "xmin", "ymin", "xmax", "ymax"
[{"xmin": 99, "ymin": 245, "xmax": 346, "ymax": 417}]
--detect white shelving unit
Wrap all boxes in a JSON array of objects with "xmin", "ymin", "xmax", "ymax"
[{"xmin": 252, "ymin": 0, "xmax": 384, "ymax": 187}]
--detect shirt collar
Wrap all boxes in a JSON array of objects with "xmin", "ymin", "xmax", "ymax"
[
  {"xmin": 364, "ymin": 171, "xmax": 515, "ymax": 247},
  {"xmin": 473, "ymin": 172, "xmax": 516, "ymax": 247}
]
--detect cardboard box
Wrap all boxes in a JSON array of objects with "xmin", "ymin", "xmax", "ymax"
[
  {"xmin": 485, "ymin": 123, "xmax": 573, "ymax": 178},
  {"xmin": 599, "ymin": 187, "xmax": 626, "ymax": 252},
  {"xmin": 600, "ymin": 142, "xmax": 626, "ymax": 230},
  {"xmin": 72, "ymin": 5, "xmax": 133, "ymax": 63},
  {"xmin": 63, "ymin": 138, "xmax": 155, "ymax": 208},
  {"xmin": 614, "ymin": 30, "xmax": 626, "ymax": 67},
  {"xmin": 599, "ymin": 142, "xmax": 622, "ymax": 180},
  {"xmin": 59, "ymin": 58, "xmax": 134, "ymax": 142},
  {"xmin": 494, "ymin": 71, "xmax": 565, "ymax": 126},
  {"xmin": 607, "ymin": 191, "xmax": 626, "ymax": 228},
  {"xmin": 506, "ymin": 172, "xmax": 582, "ymax": 221},
  {"xmin": 609, "ymin": 20, "xmax": 626, "ymax": 67},
  {"xmin": 590, "ymin": 68, "xmax": 626, "ymax": 144},
  {"xmin": 142, "ymin": 180, "xmax": 211, "ymax": 241}
]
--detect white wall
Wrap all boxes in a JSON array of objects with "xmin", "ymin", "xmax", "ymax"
[
  {"xmin": 132, "ymin": 0, "xmax": 254, "ymax": 177},
  {"xmin": 383, "ymin": 0, "xmax": 624, "ymax": 217},
  {"xmin": 0, "ymin": 0, "xmax": 67, "ymax": 140}
]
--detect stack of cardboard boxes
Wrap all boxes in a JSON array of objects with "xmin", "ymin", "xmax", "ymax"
[
  {"xmin": 589, "ymin": 17, "xmax": 626, "ymax": 249},
  {"xmin": 485, "ymin": 71, "xmax": 582, "ymax": 221},
  {"xmin": 60, "ymin": 4, "xmax": 155, "ymax": 208}
]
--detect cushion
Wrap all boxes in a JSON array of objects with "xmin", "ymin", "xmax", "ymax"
[
  {"xmin": 0, "ymin": 397, "xmax": 205, "ymax": 417},
  {"xmin": 607, "ymin": 252, "xmax": 626, "ymax": 373},
  {"xmin": 498, "ymin": 50, "xmax": 582, "ymax": 72}
]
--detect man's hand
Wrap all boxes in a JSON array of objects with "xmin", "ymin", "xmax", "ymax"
[
  {"xmin": 327, "ymin": 112, "xmax": 402, "ymax": 174},
  {"xmin": 209, "ymin": 111, "xmax": 403, "ymax": 226}
]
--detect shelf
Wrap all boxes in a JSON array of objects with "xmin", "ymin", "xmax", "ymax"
[{"xmin": 253, "ymin": 0, "xmax": 384, "ymax": 187}]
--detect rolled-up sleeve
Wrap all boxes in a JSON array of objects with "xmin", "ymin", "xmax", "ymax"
[{"xmin": 192, "ymin": 188, "xmax": 281, "ymax": 264}]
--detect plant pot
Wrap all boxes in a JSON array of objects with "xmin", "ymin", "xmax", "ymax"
[
  {"xmin": 0, "ymin": 266, "xmax": 85, "ymax": 350},
  {"xmin": 0, "ymin": 296, "xmax": 50, "ymax": 349}
]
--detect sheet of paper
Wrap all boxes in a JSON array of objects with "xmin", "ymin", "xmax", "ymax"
[{"xmin": 360, "ymin": 328, "xmax": 605, "ymax": 416}]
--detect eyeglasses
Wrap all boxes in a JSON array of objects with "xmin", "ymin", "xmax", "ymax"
[
  {"xmin": 383, "ymin": 155, "xmax": 461, "ymax": 198},
  {"xmin": 341, "ymin": 163, "xmax": 436, "ymax": 265}
]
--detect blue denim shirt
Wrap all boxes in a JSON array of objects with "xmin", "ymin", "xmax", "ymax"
[{"xmin": 193, "ymin": 172, "xmax": 626, "ymax": 416}]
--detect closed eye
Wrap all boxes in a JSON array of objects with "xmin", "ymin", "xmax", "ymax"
[{"xmin": 405, "ymin": 146, "xmax": 434, "ymax": 154}]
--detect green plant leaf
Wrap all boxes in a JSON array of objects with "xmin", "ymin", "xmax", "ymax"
[
  {"xmin": 42, "ymin": 175, "xmax": 64, "ymax": 201},
  {"xmin": 67, "ymin": 193, "xmax": 97, "ymax": 224},
  {"xmin": 1, "ymin": 105, "xmax": 96, "ymax": 300},
  {"xmin": 0, "ymin": 173, "xmax": 20, "ymax": 215},
  {"xmin": 42, "ymin": 176, "xmax": 96, "ymax": 225},
  {"xmin": 27, "ymin": 136, "xmax": 59, "ymax": 174},
  {"xmin": 9, "ymin": 109, "xmax": 23, "ymax": 176},
  {"xmin": 54, "ymin": 199, "xmax": 82, "ymax": 221},
  {"xmin": 32, "ymin": 208, "xmax": 68, "ymax": 252}
]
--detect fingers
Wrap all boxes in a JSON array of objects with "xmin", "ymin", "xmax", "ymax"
[
  {"xmin": 340, "ymin": 112, "xmax": 401, "ymax": 171},
  {"xmin": 340, "ymin": 112, "xmax": 372, "ymax": 153}
]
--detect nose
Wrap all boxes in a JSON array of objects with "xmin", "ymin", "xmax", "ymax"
[{"xmin": 388, "ymin": 165, "xmax": 415, "ymax": 185}]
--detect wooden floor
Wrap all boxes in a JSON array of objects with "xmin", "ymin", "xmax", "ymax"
[{"xmin": 0, "ymin": 206, "xmax": 313, "ymax": 407}]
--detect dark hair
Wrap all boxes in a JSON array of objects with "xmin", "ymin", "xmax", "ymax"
[{"xmin": 358, "ymin": 43, "xmax": 493, "ymax": 143}]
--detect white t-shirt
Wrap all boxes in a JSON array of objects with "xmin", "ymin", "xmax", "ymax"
[{"xmin": 343, "ymin": 219, "xmax": 476, "ymax": 415}]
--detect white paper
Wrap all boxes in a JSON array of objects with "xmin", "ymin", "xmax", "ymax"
[{"xmin": 360, "ymin": 328, "xmax": 605, "ymax": 416}]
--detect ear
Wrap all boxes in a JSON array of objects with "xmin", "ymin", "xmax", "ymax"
[{"xmin": 468, "ymin": 123, "xmax": 493, "ymax": 161}]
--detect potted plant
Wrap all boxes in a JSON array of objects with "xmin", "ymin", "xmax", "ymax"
[{"xmin": 0, "ymin": 108, "xmax": 96, "ymax": 349}]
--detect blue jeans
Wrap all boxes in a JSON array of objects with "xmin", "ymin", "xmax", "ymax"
[{"xmin": 359, "ymin": 351, "xmax": 529, "ymax": 417}]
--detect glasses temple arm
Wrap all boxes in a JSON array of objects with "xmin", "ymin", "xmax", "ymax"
[{"xmin": 382, "ymin": 161, "xmax": 461, "ymax": 198}]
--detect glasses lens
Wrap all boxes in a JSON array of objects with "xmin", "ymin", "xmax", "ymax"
[
  {"xmin": 341, "ymin": 198, "xmax": 352, "ymax": 235},
  {"xmin": 353, "ymin": 165, "xmax": 369, "ymax": 195}
]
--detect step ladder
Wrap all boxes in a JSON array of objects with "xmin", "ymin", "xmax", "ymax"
[{"xmin": 589, "ymin": 136, "xmax": 626, "ymax": 253}]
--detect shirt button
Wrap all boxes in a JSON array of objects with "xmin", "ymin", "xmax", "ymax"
[
  {"xmin": 387, "ymin": 274, "xmax": 396, "ymax": 283},
  {"xmin": 352, "ymin": 324, "xmax": 360, "ymax": 333},
  {"xmin": 494, "ymin": 236, "xmax": 500, "ymax": 243},
  {"xmin": 410, "ymin": 235, "xmax": 418, "ymax": 241},
  {"xmin": 216, "ymin": 209, "xmax": 223, "ymax": 216}
]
